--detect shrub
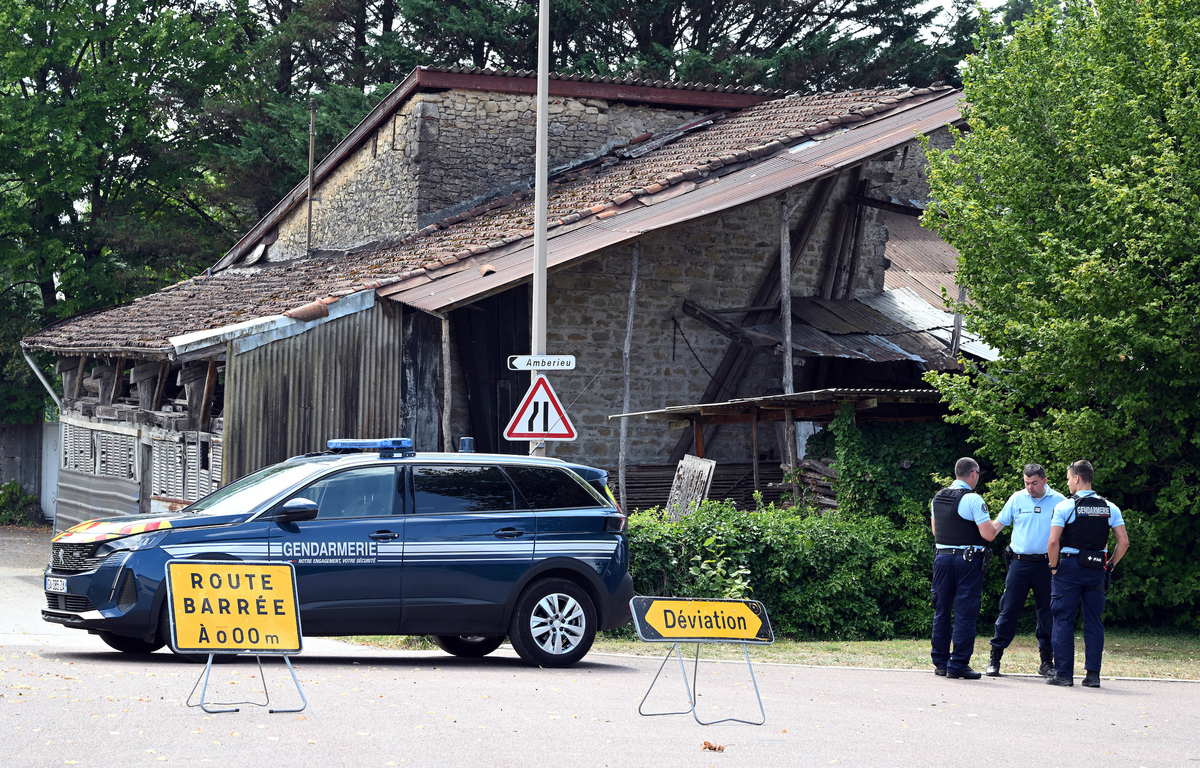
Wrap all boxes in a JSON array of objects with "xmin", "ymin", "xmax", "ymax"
[
  {"xmin": 0, "ymin": 480, "xmax": 40, "ymax": 527},
  {"xmin": 628, "ymin": 500, "xmax": 939, "ymax": 639}
]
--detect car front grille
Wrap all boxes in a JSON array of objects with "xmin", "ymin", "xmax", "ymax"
[
  {"xmin": 49, "ymin": 543, "xmax": 123, "ymax": 572},
  {"xmin": 45, "ymin": 593, "xmax": 96, "ymax": 613}
]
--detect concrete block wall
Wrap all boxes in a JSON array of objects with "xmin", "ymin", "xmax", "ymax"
[{"xmin": 269, "ymin": 89, "xmax": 702, "ymax": 261}]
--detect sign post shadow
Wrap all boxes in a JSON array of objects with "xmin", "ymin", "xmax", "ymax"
[
  {"xmin": 166, "ymin": 561, "xmax": 307, "ymax": 714},
  {"xmin": 630, "ymin": 596, "xmax": 774, "ymax": 726}
]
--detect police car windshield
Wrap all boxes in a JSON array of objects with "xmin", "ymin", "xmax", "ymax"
[{"xmin": 184, "ymin": 461, "xmax": 332, "ymax": 515}]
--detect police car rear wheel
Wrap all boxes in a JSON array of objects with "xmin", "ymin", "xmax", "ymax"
[
  {"xmin": 99, "ymin": 631, "xmax": 165, "ymax": 654},
  {"xmin": 431, "ymin": 634, "xmax": 506, "ymax": 658},
  {"xmin": 157, "ymin": 602, "xmax": 239, "ymax": 664},
  {"xmin": 509, "ymin": 578, "xmax": 596, "ymax": 668}
]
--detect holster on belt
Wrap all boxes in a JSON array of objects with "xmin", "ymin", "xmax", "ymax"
[
  {"xmin": 980, "ymin": 547, "xmax": 995, "ymax": 576},
  {"xmin": 1003, "ymin": 546, "xmax": 1014, "ymax": 568}
]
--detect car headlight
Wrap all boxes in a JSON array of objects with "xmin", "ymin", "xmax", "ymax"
[{"xmin": 94, "ymin": 531, "xmax": 170, "ymax": 559}]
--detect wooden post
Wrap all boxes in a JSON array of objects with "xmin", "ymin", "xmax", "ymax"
[
  {"xmin": 692, "ymin": 417, "xmax": 705, "ymax": 459},
  {"xmin": 441, "ymin": 313, "xmax": 452, "ymax": 451},
  {"xmin": 619, "ymin": 243, "xmax": 640, "ymax": 514},
  {"xmin": 751, "ymin": 406, "xmax": 759, "ymax": 492},
  {"xmin": 151, "ymin": 360, "xmax": 170, "ymax": 411},
  {"xmin": 72, "ymin": 356, "xmax": 87, "ymax": 399},
  {"xmin": 198, "ymin": 361, "xmax": 219, "ymax": 430}
]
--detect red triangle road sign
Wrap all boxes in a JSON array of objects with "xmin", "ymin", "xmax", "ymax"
[{"xmin": 503, "ymin": 376, "xmax": 577, "ymax": 441}]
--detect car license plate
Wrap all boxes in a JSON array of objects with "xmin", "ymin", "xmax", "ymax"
[{"xmin": 45, "ymin": 577, "xmax": 67, "ymax": 594}]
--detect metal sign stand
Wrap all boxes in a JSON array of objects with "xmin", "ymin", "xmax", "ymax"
[
  {"xmin": 639, "ymin": 641, "xmax": 766, "ymax": 726},
  {"xmin": 186, "ymin": 653, "xmax": 308, "ymax": 714}
]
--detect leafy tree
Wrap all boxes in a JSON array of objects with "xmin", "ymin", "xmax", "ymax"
[
  {"xmin": 395, "ymin": 0, "xmax": 979, "ymax": 91},
  {"xmin": 922, "ymin": 0, "xmax": 1200, "ymax": 627}
]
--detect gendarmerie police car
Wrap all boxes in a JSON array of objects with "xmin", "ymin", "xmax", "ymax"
[{"xmin": 43, "ymin": 438, "xmax": 632, "ymax": 667}]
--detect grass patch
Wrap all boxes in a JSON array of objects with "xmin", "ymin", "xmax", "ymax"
[
  {"xmin": 591, "ymin": 628, "xmax": 1199, "ymax": 679},
  {"xmin": 338, "ymin": 628, "xmax": 1198, "ymax": 680}
]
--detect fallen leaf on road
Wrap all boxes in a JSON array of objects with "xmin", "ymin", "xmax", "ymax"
[{"xmin": 701, "ymin": 741, "xmax": 725, "ymax": 752}]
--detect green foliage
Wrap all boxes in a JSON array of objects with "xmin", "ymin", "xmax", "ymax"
[
  {"xmin": 806, "ymin": 404, "xmax": 979, "ymax": 527},
  {"xmin": 921, "ymin": 0, "xmax": 1200, "ymax": 629},
  {"xmin": 0, "ymin": 481, "xmax": 38, "ymax": 527},
  {"xmin": 628, "ymin": 500, "xmax": 940, "ymax": 639}
]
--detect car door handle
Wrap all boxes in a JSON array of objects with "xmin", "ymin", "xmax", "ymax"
[
  {"xmin": 369, "ymin": 531, "xmax": 400, "ymax": 541},
  {"xmin": 493, "ymin": 528, "xmax": 525, "ymax": 539}
]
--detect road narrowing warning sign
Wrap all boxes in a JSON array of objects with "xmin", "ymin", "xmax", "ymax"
[
  {"xmin": 630, "ymin": 596, "xmax": 774, "ymax": 644},
  {"xmin": 503, "ymin": 375, "xmax": 577, "ymax": 441},
  {"xmin": 166, "ymin": 561, "xmax": 302, "ymax": 655}
]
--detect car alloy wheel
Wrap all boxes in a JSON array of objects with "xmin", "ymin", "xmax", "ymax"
[
  {"xmin": 530, "ymin": 593, "xmax": 586, "ymax": 656},
  {"xmin": 509, "ymin": 577, "xmax": 596, "ymax": 668}
]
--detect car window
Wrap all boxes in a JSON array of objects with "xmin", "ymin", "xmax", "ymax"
[
  {"xmin": 188, "ymin": 461, "xmax": 331, "ymax": 516},
  {"xmin": 292, "ymin": 466, "xmax": 398, "ymax": 519},
  {"xmin": 504, "ymin": 466, "xmax": 606, "ymax": 510},
  {"xmin": 412, "ymin": 465, "xmax": 515, "ymax": 515}
]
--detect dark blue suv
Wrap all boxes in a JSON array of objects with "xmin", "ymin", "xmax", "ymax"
[{"xmin": 43, "ymin": 440, "xmax": 632, "ymax": 667}]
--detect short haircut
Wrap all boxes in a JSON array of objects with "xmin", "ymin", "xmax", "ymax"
[
  {"xmin": 1023, "ymin": 463, "xmax": 1046, "ymax": 479},
  {"xmin": 1068, "ymin": 460, "xmax": 1094, "ymax": 484},
  {"xmin": 954, "ymin": 457, "xmax": 979, "ymax": 479}
]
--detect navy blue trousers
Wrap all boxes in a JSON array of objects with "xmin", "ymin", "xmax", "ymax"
[
  {"xmin": 990, "ymin": 558, "xmax": 1052, "ymax": 651},
  {"xmin": 931, "ymin": 551, "xmax": 984, "ymax": 674},
  {"xmin": 1050, "ymin": 557, "xmax": 1106, "ymax": 679}
]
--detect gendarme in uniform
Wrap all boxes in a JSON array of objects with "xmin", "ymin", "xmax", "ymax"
[
  {"xmin": 1046, "ymin": 460, "xmax": 1130, "ymax": 688},
  {"xmin": 986, "ymin": 466, "xmax": 1065, "ymax": 677},
  {"xmin": 929, "ymin": 459, "xmax": 994, "ymax": 680}
]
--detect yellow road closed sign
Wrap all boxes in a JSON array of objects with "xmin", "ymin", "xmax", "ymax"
[
  {"xmin": 166, "ymin": 561, "xmax": 302, "ymax": 655},
  {"xmin": 630, "ymin": 596, "xmax": 774, "ymax": 644}
]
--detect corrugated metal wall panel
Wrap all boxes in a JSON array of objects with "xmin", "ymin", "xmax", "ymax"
[
  {"xmin": 224, "ymin": 302, "xmax": 405, "ymax": 483},
  {"xmin": 57, "ymin": 468, "xmax": 139, "ymax": 528}
]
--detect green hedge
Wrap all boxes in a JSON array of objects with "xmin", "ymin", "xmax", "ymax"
[{"xmin": 628, "ymin": 500, "xmax": 945, "ymax": 639}]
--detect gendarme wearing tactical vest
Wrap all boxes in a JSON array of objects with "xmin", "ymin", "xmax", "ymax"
[
  {"xmin": 929, "ymin": 457, "xmax": 997, "ymax": 680},
  {"xmin": 1046, "ymin": 460, "xmax": 1130, "ymax": 688}
]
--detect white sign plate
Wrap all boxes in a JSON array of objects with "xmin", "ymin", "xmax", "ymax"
[
  {"xmin": 504, "ymin": 377, "xmax": 578, "ymax": 441},
  {"xmin": 507, "ymin": 355, "xmax": 576, "ymax": 371}
]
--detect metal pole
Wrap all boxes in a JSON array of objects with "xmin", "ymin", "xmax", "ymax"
[
  {"xmin": 530, "ymin": 0, "xmax": 550, "ymax": 457},
  {"xmin": 22, "ymin": 349, "xmax": 61, "ymax": 410},
  {"xmin": 619, "ymin": 244, "xmax": 639, "ymax": 513},
  {"xmin": 950, "ymin": 285, "xmax": 967, "ymax": 355},
  {"xmin": 306, "ymin": 99, "xmax": 316, "ymax": 255}
]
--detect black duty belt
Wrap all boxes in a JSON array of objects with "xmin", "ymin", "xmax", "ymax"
[
  {"xmin": 935, "ymin": 547, "xmax": 984, "ymax": 555},
  {"xmin": 1012, "ymin": 553, "xmax": 1049, "ymax": 562},
  {"xmin": 1060, "ymin": 552, "xmax": 1078, "ymax": 558}
]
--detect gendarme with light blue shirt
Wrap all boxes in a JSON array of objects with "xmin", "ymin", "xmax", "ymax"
[
  {"xmin": 998, "ymin": 485, "xmax": 1067, "ymax": 554},
  {"xmin": 931, "ymin": 479, "xmax": 990, "ymax": 548},
  {"xmin": 1052, "ymin": 491, "xmax": 1125, "ymax": 553}
]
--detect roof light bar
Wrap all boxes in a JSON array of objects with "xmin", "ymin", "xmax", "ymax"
[{"xmin": 326, "ymin": 438, "xmax": 415, "ymax": 458}]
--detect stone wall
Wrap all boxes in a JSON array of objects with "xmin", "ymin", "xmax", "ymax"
[
  {"xmin": 498, "ymin": 138, "xmax": 941, "ymax": 468},
  {"xmin": 269, "ymin": 89, "xmax": 703, "ymax": 261}
]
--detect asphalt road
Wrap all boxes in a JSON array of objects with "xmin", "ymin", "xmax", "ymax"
[{"xmin": 3, "ymin": 526, "xmax": 1198, "ymax": 768}]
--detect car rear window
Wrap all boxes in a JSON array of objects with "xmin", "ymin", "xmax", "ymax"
[
  {"xmin": 505, "ymin": 466, "xmax": 605, "ymax": 510},
  {"xmin": 412, "ymin": 465, "xmax": 515, "ymax": 514}
]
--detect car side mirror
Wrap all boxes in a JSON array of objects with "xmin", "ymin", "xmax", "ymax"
[{"xmin": 271, "ymin": 497, "xmax": 319, "ymax": 523}]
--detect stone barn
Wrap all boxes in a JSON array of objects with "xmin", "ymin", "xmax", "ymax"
[{"xmin": 22, "ymin": 67, "xmax": 986, "ymax": 524}]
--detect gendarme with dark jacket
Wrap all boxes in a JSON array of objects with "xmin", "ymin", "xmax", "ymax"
[{"xmin": 930, "ymin": 457, "xmax": 998, "ymax": 680}]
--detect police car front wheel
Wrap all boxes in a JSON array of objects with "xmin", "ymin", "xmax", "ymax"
[
  {"xmin": 431, "ymin": 634, "xmax": 505, "ymax": 658},
  {"xmin": 509, "ymin": 578, "xmax": 596, "ymax": 668},
  {"xmin": 99, "ymin": 631, "xmax": 165, "ymax": 654}
]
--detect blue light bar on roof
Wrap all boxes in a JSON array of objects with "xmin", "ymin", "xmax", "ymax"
[{"xmin": 327, "ymin": 438, "xmax": 414, "ymax": 457}]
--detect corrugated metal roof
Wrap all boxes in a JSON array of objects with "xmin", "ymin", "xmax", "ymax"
[
  {"xmin": 389, "ymin": 92, "xmax": 962, "ymax": 312},
  {"xmin": 735, "ymin": 287, "xmax": 993, "ymax": 368}
]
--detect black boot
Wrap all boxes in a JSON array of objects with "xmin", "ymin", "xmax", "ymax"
[
  {"xmin": 985, "ymin": 646, "xmax": 1003, "ymax": 677},
  {"xmin": 1082, "ymin": 670, "xmax": 1101, "ymax": 688},
  {"xmin": 1039, "ymin": 647, "xmax": 1055, "ymax": 678}
]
